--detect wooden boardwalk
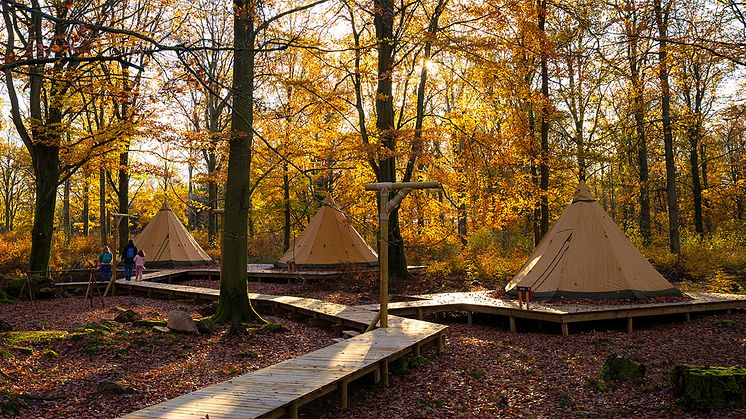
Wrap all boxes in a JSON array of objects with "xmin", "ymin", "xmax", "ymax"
[
  {"xmin": 122, "ymin": 324, "xmax": 443, "ymax": 418},
  {"xmin": 357, "ymin": 290, "xmax": 746, "ymax": 336}
]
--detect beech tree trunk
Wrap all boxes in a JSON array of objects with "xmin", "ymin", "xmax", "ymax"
[
  {"xmin": 82, "ymin": 174, "xmax": 90, "ymax": 236},
  {"xmin": 118, "ymin": 150, "xmax": 129, "ymax": 251},
  {"xmin": 655, "ymin": 0, "xmax": 680, "ymax": 254},
  {"xmin": 538, "ymin": 0, "xmax": 550, "ymax": 237},
  {"xmin": 29, "ymin": 145, "xmax": 60, "ymax": 274},
  {"xmin": 374, "ymin": 0, "xmax": 409, "ymax": 280},
  {"xmin": 100, "ymin": 168, "xmax": 107, "ymax": 245},
  {"xmin": 214, "ymin": 0, "xmax": 263, "ymax": 324}
]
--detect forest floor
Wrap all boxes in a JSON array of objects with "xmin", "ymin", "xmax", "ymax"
[
  {"xmin": 0, "ymin": 296, "xmax": 336, "ymax": 418},
  {"xmin": 1, "ymin": 274, "xmax": 744, "ymax": 418}
]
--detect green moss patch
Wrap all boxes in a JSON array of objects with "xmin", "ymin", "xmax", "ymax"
[
  {"xmin": 601, "ymin": 354, "xmax": 645, "ymax": 382},
  {"xmin": 672, "ymin": 365, "xmax": 746, "ymax": 411},
  {"xmin": 1, "ymin": 331, "xmax": 68, "ymax": 346}
]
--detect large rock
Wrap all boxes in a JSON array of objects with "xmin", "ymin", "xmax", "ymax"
[
  {"xmin": 114, "ymin": 309, "xmax": 140, "ymax": 323},
  {"xmin": 167, "ymin": 310, "xmax": 199, "ymax": 334},
  {"xmin": 601, "ymin": 353, "xmax": 645, "ymax": 382}
]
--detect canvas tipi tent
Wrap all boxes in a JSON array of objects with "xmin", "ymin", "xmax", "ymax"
[
  {"xmin": 134, "ymin": 202, "xmax": 213, "ymax": 267},
  {"xmin": 505, "ymin": 182, "xmax": 681, "ymax": 299},
  {"xmin": 275, "ymin": 197, "xmax": 378, "ymax": 269}
]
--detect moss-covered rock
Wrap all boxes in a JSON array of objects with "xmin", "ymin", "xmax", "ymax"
[
  {"xmin": 601, "ymin": 353, "xmax": 645, "ymax": 382},
  {"xmin": 133, "ymin": 319, "xmax": 166, "ymax": 327},
  {"xmin": 195, "ymin": 318, "xmax": 216, "ymax": 335},
  {"xmin": 671, "ymin": 364, "xmax": 746, "ymax": 411}
]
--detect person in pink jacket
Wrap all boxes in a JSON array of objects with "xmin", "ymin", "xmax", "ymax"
[{"xmin": 134, "ymin": 250, "xmax": 146, "ymax": 281}]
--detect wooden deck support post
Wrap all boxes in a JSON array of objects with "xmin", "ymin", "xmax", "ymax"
[
  {"xmin": 685, "ymin": 312, "xmax": 691, "ymax": 322},
  {"xmin": 509, "ymin": 316, "xmax": 517, "ymax": 333},
  {"xmin": 561, "ymin": 323, "xmax": 569, "ymax": 337},
  {"xmin": 339, "ymin": 378, "xmax": 349, "ymax": 409},
  {"xmin": 373, "ymin": 367, "xmax": 381, "ymax": 383},
  {"xmin": 437, "ymin": 334, "xmax": 444, "ymax": 353},
  {"xmin": 381, "ymin": 361, "xmax": 390, "ymax": 386},
  {"xmin": 366, "ymin": 181, "xmax": 440, "ymax": 328},
  {"xmin": 417, "ymin": 307, "xmax": 424, "ymax": 320},
  {"xmin": 467, "ymin": 311, "xmax": 473, "ymax": 326},
  {"xmin": 627, "ymin": 317, "xmax": 634, "ymax": 333},
  {"xmin": 414, "ymin": 343, "xmax": 421, "ymax": 357},
  {"xmin": 287, "ymin": 401, "xmax": 299, "ymax": 419}
]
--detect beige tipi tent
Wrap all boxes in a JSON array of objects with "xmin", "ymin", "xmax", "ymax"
[
  {"xmin": 505, "ymin": 182, "xmax": 680, "ymax": 299},
  {"xmin": 134, "ymin": 202, "xmax": 213, "ymax": 267},
  {"xmin": 275, "ymin": 197, "xmax": 378, "ymax": 269}
]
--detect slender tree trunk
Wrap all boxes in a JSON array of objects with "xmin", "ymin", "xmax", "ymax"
[
  {"xmin": 118, "ymin": 149, "xmax": 129, "ymax": 251},
  {"xmin": 99, "ymin": 167, "xmax": 107, "ymax": 245},
  {"xmin": 63, "ymin": 178, "xmax": 71, "ymax": 244},
  {"xmin": 655, "ymin": 0, "xmax": 680, "ymax": 254},
  {"xmin": 82, "ymin": 173, "xmax": 90, "ymax": 236},
  {"xmin": 538, "ymin": 0, "xmax": 550, "ymax": 237},
  {"xmin": 700, "ymin": 143, "xmax": 711, "ymax": 233},
  {"xmin": 207, "ymin": 154, "xmax": 218, "ymax": 243},
  {"xmin": 690, "ymin": 130, "xmax": 704, "ymax": 235},
  {"xmin": 214, "ymin": 0, "xmax": 263, "ymax": 324},
  {"xmin": 283, "ymin": 162, "xmax": 291, "ymax": 252}
]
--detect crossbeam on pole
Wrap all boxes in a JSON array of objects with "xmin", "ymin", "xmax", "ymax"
[{"xmin": 366, "ymin": 181, "xmax": 441, "ymax": 328}]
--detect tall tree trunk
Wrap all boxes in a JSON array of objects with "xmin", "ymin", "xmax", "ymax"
[
  {"xmin": 207, "ymin": 155, "xmax": 218, "ymax": 243},
  {"xmin": 654, "ymin": 0, "xmax": 680, "ymax": 254},
  {"xmin": 63, "ymin": 177, "xmax": 71, "ymax": 244},
  {"xmin": 283, "ymin": 162, "xmax": 291, "ymax": 252},
  {"xmin": 29, "ymin": 145, "xmax": 60, "ymax": 274},
  {"xmin": 538, "ymin": 0, "xmax": 550, "ymax": 237},
  {"xmin": 700, "ymin": 143, "xmax": 711, "ymax": 233},
  {"xmin": 99, "ymin": 167, "xmax": 107, "ymax": 245},
  {"xmin": 82, "ymin": 173, "xmax": 90, "ymax": 236},
  {"xmin": 374, "ymin": 0, "xmax": 409, "ymax": 280},
  {"xmin": 214, "ymin": 0, "xmax": 263, "ymax": 324},
  {"xmin": 118, "ymin": 149, "xmax": 129, "ymax": 251},
  {"xmin": 690, "ymin": 130, "xmax": 704, "ymax": 235}
]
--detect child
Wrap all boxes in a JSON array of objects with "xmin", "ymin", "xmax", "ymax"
[
  {"xmin": 99, "ymin": 246, "xmax": 113, "ymax": 282},
  {"xmin": 122, "ymin": 239, "xmax": 138, "ymax": 281},
  {"xmin": 134, "ymin": 249, "xmax": 146, "ymax": 281}
]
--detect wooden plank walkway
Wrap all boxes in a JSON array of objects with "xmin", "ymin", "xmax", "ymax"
[
  {"xmin": 63, "ymin": 278, "xmax": 447, "ymax": 418},
  {"xmin": 122, "ymin": 324, "xmax": 443, "ymax": 419}
]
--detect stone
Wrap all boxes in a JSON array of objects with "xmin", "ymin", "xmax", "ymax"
[
  {"xmin": 166, "ymin": 310, "xmax": 199, "ymax": 334},
  {"xmin": 195, "ymin": 318, "xmax": 216, "ymax": 335},
  {"xmin": 152, "ymin": 326, "xmax": 170, "ymax": 333},
  {"xmin": 96, "ymin": 380, "xmax": 133, "ymax": 394},
  {"xmin": 114, "ymin": 309, "xmax": 140, "ymax": 323},
  {"xmin": 601, "ymin": 353, "xmax": 645, "ymax": 382},
  {"xmin": 0, "ymin": 318, "xmax": 13, "ymax": 332},
  {"xmin": 131, "ymin": 298, "xmax": 144, "ymax": 306}
]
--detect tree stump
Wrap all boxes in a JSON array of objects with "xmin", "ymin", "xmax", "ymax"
[{"xmin": 672, "ymin": 365, "xmax": 746, "ymax": 411}]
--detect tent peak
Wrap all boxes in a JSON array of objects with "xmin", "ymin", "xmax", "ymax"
[
  {"xmin": 160, "ymin": 201, "xmax": 173, "ymax": 211},
  {"xmin": 572, "ymin": 181, "xmax": 596, "ymax": 203},
  {"xmin": 321, "ymin": 195, "xmax": 335, "ymax": 206}
]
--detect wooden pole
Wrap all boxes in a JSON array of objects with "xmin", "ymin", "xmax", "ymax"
[
  {"xmin": 379, "ymin": 189, "xmax": 389, "ymax": 328},
  {"xmin": 366, "ymin": 181, "xmax": 440, "ymax": 328}
]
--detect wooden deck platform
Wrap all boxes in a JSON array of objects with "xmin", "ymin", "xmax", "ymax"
[{"xmin": 358, "ymin": 290, "xmax": 746, "ymax": 335}]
